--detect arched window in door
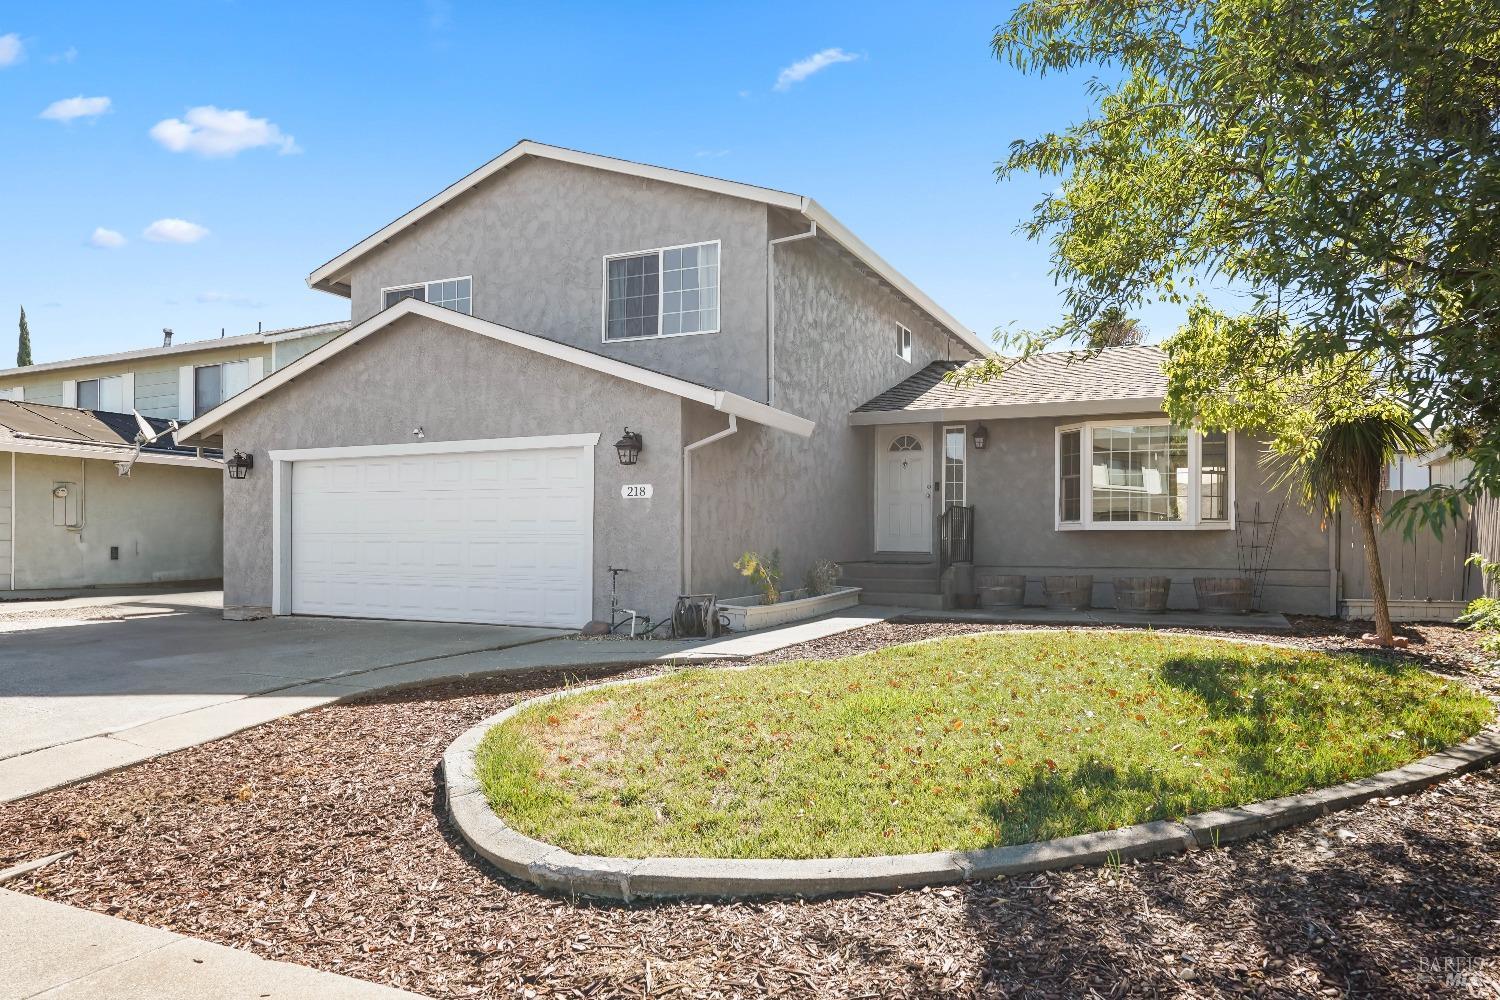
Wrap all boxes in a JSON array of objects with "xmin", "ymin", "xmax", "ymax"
[{"xmin": 889, "ymin": 435, "xmax": 922, "ymax": 453}]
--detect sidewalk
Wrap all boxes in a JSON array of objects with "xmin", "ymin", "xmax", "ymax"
[{"xmin": 0, "ymin": 889, "xmax": 422, "ymax": 999}]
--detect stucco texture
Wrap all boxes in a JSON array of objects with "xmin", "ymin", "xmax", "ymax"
[
  {"xmin": 9, "ymin": 452, "xmax": 222, "ymax": 589},
  {"xmin": 345, "ymin": 157, "xmax": 772, "ymax": 401},
  {"xmin": 934, "ymin": 415, "xmax": 1332, "ymax": 614},
  {"xmin": 218, "ymin": 314, "xmax": 683, "ymax": 623},
  {"xmin": 685, "ymin": 234, "xmax": 977, "ymax": 601}
]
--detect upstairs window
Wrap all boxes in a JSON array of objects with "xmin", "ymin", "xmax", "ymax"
[
  {"xmin": 382, "ymin": 276, "xmax": 472, "ymax": 314},
  {"xmin": 195, "ymin": 360, "xmax": 251, "ymax": 417},
  {"xmin": 1057, "ymin": 420, "xmax": 1233, "ymax": 530},
  {"xmin": 604, "ymin": 241, "xmax": 719, "ymax": 341},
  {"xmin": 896, "ymin": 323, "xmax": 912, "ymax": 362},
  {"xmin": 76, "ymin": 375, "xmax": 125, "ymax": 412}
]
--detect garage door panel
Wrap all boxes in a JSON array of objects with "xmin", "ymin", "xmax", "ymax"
[{"xmin": 289, "ymin": 445, "xmax": 591, "ymax": 627}]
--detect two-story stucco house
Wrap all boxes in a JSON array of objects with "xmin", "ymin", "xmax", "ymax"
[
  {"xmin": 0, "ymin": 321, "xmax": 347, "ymax": 592},
  {"xmin": 179, "ymin": 141, "xmax": 1334, "ymax": 627}
]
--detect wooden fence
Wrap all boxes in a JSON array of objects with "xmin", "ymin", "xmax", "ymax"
[{"xmin": 1339, "ymin": 489, "xmax": 1482, "ymax": 620}]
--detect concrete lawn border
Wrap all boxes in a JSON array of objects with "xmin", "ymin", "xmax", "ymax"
[{"xmin": 442, "ymin": 631, "xmax": 1500, "ymax": 902}]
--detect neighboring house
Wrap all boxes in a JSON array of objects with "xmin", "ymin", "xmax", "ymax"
[
  {"xmin": 0, "ymin": 401, "xmax": 222, "ymax": 591},
  {"xmin": 178, "ymin": 140, "xmax": 1333, "ymax": 628},
  {"xmin": 0, "ymin": 320, "xmax": 350, "ymax": 420}
]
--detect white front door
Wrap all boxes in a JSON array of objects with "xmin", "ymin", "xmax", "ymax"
[
  {"xmin": 876, "ymin": 427, "xmax": 932, "ymax": 552},
  {"xmin": 287, "ymin": 442, "xmax": 592, "ymax": 628}
]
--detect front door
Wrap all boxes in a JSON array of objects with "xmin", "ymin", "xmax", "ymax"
[{"xmin": 876, "ymin": 427, "xmax": 932, "ymax": 552}]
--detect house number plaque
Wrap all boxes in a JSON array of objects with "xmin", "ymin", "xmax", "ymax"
[{"xmin": 621, "ymin": 484, "xmax": 653, "ymax": 499}]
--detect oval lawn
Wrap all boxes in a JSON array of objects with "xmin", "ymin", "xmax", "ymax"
[{"xmin": 474, "ymin": 632, "xmax": 1493, "ymax": 860}]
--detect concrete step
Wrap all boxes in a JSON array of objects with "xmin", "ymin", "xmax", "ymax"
[
  {"xmin": 859, "ymin": 591, "xmax": 951, "ymax": 610},
  {"xmin": 841, "ymin": 577, "xmax": 944, "ymax": 595},
  {"xmin": 839, "ymin": 560, "xmax": 941, "ymax": 581}
]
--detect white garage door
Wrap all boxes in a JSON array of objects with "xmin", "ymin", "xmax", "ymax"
[{"xmin": 289, "ymin": 444, "xmax": 592, "ymax": 627}]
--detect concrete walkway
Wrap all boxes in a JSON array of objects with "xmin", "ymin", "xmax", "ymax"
[{"xmin": 0, "ymin": 889, "xmax": 422, "ymax": 999}]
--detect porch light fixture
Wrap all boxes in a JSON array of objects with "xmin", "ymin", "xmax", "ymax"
[
  {"xmin": 226, "ymin": 450, "xmax": 254, "ymax": 479},
  {"xmin": 973, "ymin": 424, "xmax": 989, "ymax": 450},
  {"xmin": 614, "ymin": 428, "xmax": 644, "ymax": 466}
]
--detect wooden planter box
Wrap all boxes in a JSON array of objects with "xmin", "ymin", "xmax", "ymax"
[
  {"xmin": 718, "ymin": 586, "xmax": 862, "ymax": 632},
  {"xmin": 979, "ymin": 574, "xmax": 1027, "ymax": 608},
  {"xmin": 1114, "ymin": 576, "xmax": 1171, "ymax": 613},
  {"xmin": 1044, "ymin": 575, "xmax": 1094, "ymax": 610}
]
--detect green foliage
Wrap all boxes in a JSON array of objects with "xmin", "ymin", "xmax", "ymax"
[
  {"xmin": 803, "ymin": 559, "xmax": 841, "ymax": 597},
  {"xmin": 734, "ymin": 549, "xmax": 782, "ymax": 605},
  {"xmin": 16, "ymin": 306, "xmax": 32, "ymax": 367},
  {"xmin": 991, "ymin": 0, "xmax": 1500, "ymax": 507},
  {"xmin": 1083, "ymin": 306, "xmax": 1144, "ymax": 349},
  {"xmin": 1457, "ymin": 554, "xmax": 1500, "ymax": 658},
  {"xmin": 475, "ymin": 632, "xmax": 1491, "ymax": 859}
]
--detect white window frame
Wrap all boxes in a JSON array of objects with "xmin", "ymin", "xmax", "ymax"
[
  {"xmin": 942, "ymin": 424, "xmax": 966, "ymax": 508},
  {"xmin": 1054, "ymin": 419, "xmax": 1236, "ymax": 531},
  {"xmin": 600, "ymin": 239, "xmax": 721, "ymax": 343},
  {"xmin": 380, "ymin": 275, "xmax": 473, "ymax": 314},
  {"xmin": 896, "ymin": 323, "xmax": 913, "ymax": 363}
]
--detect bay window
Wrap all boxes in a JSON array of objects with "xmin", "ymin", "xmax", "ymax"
[{"xmin": 1056, "ymin": 420, "xmax": 1233, "ymax": 529}]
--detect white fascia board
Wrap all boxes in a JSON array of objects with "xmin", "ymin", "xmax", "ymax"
[
  {"xmin": 179, "ymin": 299, "xmax": 815, "ymax": 441},
  {"xmin": 4, "ymin": 438, "xmax": 220, "ymax": 468},
  {"xmin": 269, "ymin": 433, "xmax": 601, "ymax": 463},
  {"xmin": 714, "ymin": 390, "xmax": 815, "ymax": 437},
  {"xmin": 0, "ymin": 333, "xmax": 266, "ymax": 379},
  {"xmin": 258, "ymin": 321, "xmax": 350, "ymax": 344},
  {"xmin": 847, "ymin": 396, "xmax": 1168, "ymax": 426},
  {"xmin": 307, "ymin": 140, "xmax": 806, "ymax": 294},
  {"xmin": 801, "ymin": 199, "xmax": 990, "ymax": 359}
]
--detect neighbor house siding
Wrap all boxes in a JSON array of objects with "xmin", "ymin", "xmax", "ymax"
[
  {"xmin": 0, "ymin": 452, "xmax": 11, "ymax": 588},
  {"xmin": 218, "ymin": 314, "xmax": 684, "ymax": 623},
  {"xmin": 132, "ymin": 366, "xmax": 181, "ymax": 419},
  {"xmin": 685, "ymin": 226, "xmax": 975, "ymax": 600},
  {"xmin": 271, "ymin": 331, "xmax": 340, "ymax": 370},
  {"xmin": 343, "ymin": 156, "xmax": 773, "ymax": 401},
  {"xmin": 0, "ymin": 344, "xmax": 274, "ymax": 418},
  {"xmin": 10, "ymin": 452, "xmax": 222, "ymax": 590}
]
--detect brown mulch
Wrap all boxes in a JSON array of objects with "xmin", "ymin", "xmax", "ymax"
[{"xmin": 2, "ymin": 618, "xmax": 1498, "ymax": 998}]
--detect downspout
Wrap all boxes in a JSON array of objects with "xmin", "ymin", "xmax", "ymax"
[
  {"xmin": 681, "ymin": 415, "xmax": 737, "ymax": 594},
  {"xmin": 8, "ymin": 449, "xmax": 14, "ymax": 592},
  {"xmin": 765, "ymin": 221, "xmax": 817, "ymax": 406}
]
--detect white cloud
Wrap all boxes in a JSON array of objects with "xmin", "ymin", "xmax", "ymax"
[
  {"xmin": 196, "ymin": 291, "xmax": 262, "ymax": 308},
  {"xmin": 774, "ymin": 47, "xmax": 860, "ymax": 91},
  {"xmin": 143, "ymin": 218, "xmax": 209, "ymax": 244},
  {"xmin": 149, "ymin": 106, "xmax": 300, "ymax": 158},
  {"xmin": 40, "ymin": 95, "xmax": 111, "ymax": 122},
  {"xmin": 0, "ymin": 33, "xmax": 23, "ymax": 67},
  {"xmin": 89, "ymin": 227, "xmax": 126, "ymax": 249}
]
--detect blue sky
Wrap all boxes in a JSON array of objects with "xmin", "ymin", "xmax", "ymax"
[{"xmin": 0, "ymin": 2, "xmax": 1191, "ymax": 365}]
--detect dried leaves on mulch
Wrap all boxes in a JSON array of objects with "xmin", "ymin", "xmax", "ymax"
[{"xmin": 2, "ymin": 620, "xmax": 1498, "ymax": 998}]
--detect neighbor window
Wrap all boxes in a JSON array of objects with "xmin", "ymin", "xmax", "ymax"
[
  {"xmin": 381, "ymin": 276, "xmax": 472, "ymax": 314},
  {"xmin": 76, "ymin": 375, "xmax": 124, "ymax": 412},
  {"xmin": 604, "ymin": 241, "xmax": 719, "ymax": 340},
  {"xmin": 943, "ymin": 425, "xmax": 966, "ymax": 507},
  {"xmin": 1057, "ymin": 421, "xmax": 1233, "ymax": 529},
  {"xmin": 195, "ymin": 360, "xmax": 250, "ymax": 417},
  {"xmin": 896, "ymin": 323, "xmax": 912, "ymax": 362}
]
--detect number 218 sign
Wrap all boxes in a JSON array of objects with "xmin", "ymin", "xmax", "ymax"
[{"xmin": 621, "ymin": 484, "xmax": 653, "ymax": 499}]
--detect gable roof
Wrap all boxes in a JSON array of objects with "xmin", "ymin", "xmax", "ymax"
[
  {"xmin": 0, "ymin": 320, "xmax": 351, "ymax": 380},
  {"xmin": 305, "ymin": 140, "xmax": 988, "ymax": 358},
  {"xmin": 851, "ymin": 344, "xmax": 1169, "ymax": 424},
  {"xmin": 177, "ymin": 298, "xmax": 816, "ymax": 443},
  {"xmin": 0, "ymin": 400, "xmax": 220, "ymax": 467}
]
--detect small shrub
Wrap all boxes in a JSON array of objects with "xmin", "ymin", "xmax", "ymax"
[
  {"xmin": 1458, "ymin": 553, "xmax": 1500, "ymax": 658},
  {"xmin": 735, "ymin": 549, "xmax": 782, "ymax": 605},
  {"xmin": 804, "ymin": 559, "xmax": 841, "ymax": 596}
]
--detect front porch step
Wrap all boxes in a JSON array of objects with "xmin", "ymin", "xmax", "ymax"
[
  {"xmin": 859, "ymin": 591, "xmax": 951, "ymax": 611},
  {"xmin": 840, "ymin": 574, "xmax": 944, "ymax": 595},
  {"xmin": 840, "ymin": 559, "xmax": 940, "ymax": 579}
]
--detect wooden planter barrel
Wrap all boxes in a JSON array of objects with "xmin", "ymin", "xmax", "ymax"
[
  {"xmin": 1114, "ymin": 576, "xmax": 1171, "ymax": 613},
  {"xmin": 1043, "ymin": 575, "xmax": 1093, "ymax": 610},
  {"xmin": 979, "ymin": 574, "xmax": 1026, "ymax": 608},
  {"xmin": 1194, "ymin": 576, "xmax": 1253, "ymax": 613}
]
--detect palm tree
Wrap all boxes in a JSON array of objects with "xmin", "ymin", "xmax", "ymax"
[{"xmin": 1273, "ymin": 410, "xmax": 1429, "ymax": 646}]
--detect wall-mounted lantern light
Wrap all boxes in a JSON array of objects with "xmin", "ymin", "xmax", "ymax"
[
  {"xmin": 973, "ymin": 424, "xmax": 989, "ymax": 450},
  {"xmin": 226, "ymin": 450, "xmax": 254, "ymax": 480},
  {"xmin": 614, "ymin": 428, "xmax": 644, "ymax": 466}
]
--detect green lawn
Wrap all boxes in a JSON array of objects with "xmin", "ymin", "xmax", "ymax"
[{"xmin": 475, "ymin": 632, "xmax": 1493, "ymax": 859}]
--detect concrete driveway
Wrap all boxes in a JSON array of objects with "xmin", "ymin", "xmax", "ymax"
[{"xmin": 0, "ymin": 589, "xmax": 566, "ymax": 779}]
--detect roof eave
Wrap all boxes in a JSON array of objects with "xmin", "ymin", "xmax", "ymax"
[{"xmin": 849, "ymin": 396, "xmax": 1167, "ymax": 425}]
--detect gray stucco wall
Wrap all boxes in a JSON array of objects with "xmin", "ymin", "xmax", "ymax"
[
  {"xmin": 938, "ymin": 414, "xmax": 1332, "ymax": 614},
  {"xmin": 219, "ymin": 314, "xmax": 683, "ymax": 623},
  {"xmin": 685, "ymin": 233, "xmax": 976, "ymax": 600},
  {"xmin": 343, "ymin": 156, "xmax": 772, "ymax": 401},
  {"xmin": 11, "ymin": 453, "xmax": 222, "ymax": 589}
]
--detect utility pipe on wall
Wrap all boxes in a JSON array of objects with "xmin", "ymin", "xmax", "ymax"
[
  {"xmin": 765, "ymin": 221, "xmax": 817, "ymax": 406},
  {"xmin": 681, "ymin": 414, "xmax": 737, "ymax": 594}
]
